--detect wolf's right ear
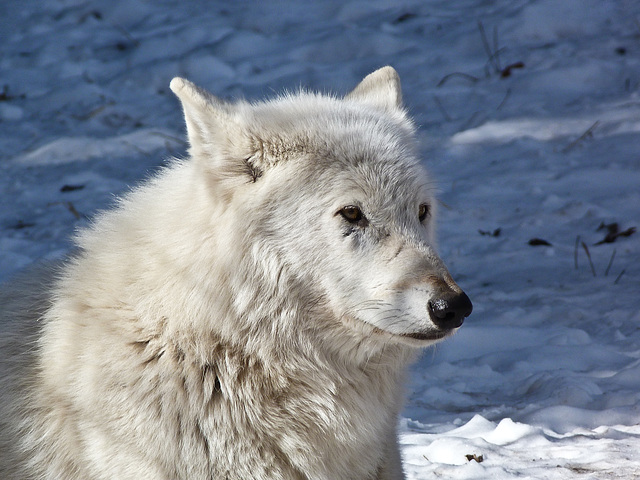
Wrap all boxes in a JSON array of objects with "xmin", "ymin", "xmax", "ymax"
[
  {"xmin": 170, "ymin": 77, "xmax": 233, "ymax": 159},
  {"xmin": 346, "ymin": 66, "xmax": 403, "ymax": 112},
  {"xmin": 170, "ymin": 78, "xmax": 261, "ymax": 197}
]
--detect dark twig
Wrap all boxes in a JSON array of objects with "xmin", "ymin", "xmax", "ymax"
[
  {"xmin": 151, "ymin": 131, "xmax": 188, "ymax": 146},
  {"xmin": 561, "ymin": 121, "xmax": 600, "ymax": 153},
  {"xmin": 436, "ymin": 72, "xmax": 479, "ymax": 87},
  {"xmin": 581, "ymin": 241, "xmax": 596, "ymax": 277},
  {"xmin": 433, "ymin": 95, "xmax": 452, "ymax": 121},
  {"xmin": 604, "ymin": 249, "xmax": 616, "ymax": 276},
  {"xmin": 614, "ymin": 269, "xmax": 626, "ymax": 284},
  {"xmin": 493, "ymin": 25, "xmax": 501, "ymax": 72},
  {"xmin": 497, "ymin": 88, "xmax": 511, "ymax": 111},
  {"xmin": 478, "ymin": 21, "xmax": 498, "ymax": 73},
  {"xmin": 112, "ymin": 23, "xmax": 140, "ymax": 46},
  {"xmin": 574, "ymin": 235, "xmax": 580, "ymax": 270},
  {"xmin": 64, "ymin": 202, "xmax": 82, "ymax": 219},
  {"xmin": 48, "ymin": 201, "xmax": 84, "ymax": 220}
]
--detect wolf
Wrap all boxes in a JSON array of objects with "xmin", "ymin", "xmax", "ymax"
[{"xmin": 0, "ymin": 67, "xmax": 471, "ymax": 479}]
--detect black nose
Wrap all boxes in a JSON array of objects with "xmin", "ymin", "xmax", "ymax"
[{"xmin": 428, "ymin": 291, "xmax": 472, "ymax": 330}]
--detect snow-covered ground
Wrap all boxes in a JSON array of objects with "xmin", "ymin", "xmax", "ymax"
[{"xmin": 2, "ymin": 0, "xmax": 639, "ymax": 478}]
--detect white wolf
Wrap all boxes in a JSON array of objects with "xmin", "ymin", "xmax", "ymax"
[{"xmin": 0, "ymin": 67, "xmax": 471, "ymax": 479}]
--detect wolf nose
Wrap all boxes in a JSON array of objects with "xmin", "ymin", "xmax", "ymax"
[{"xmin": 428, "ymin": 291, "xmax": 472, "ymax": 330}]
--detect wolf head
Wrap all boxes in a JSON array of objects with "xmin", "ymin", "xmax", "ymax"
[{"xmin": 170, "ymin": 67, "xmax": 471, "ymax": 348}]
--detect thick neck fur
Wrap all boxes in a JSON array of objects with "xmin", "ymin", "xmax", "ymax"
[{"xmin": 69, "ymin": 160, "xmax": 413, "ymax": 370}]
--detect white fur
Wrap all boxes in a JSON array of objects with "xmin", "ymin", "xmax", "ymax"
[{"xmin": 0, "ymin": 67, "xmax": 469, "ymax": 479}]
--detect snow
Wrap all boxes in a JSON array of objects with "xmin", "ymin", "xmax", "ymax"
[
  {"xmin": 16, "ymin": 128, "xmax": 181, "ymax": 166},
  {"xmin": 1, "ymin": 0, "xmax": 639, "ymax": 478}
]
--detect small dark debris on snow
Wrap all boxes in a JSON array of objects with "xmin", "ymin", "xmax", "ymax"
[
  {"xmin": 479, "ymin": 228, "xmax": 501, "ymax": 237},
  {"xmin": 465, "ymin": 454, "xmax": 484, "ymax": 463},
  {"xmin": 595, "ymin": 222, "xmax": 636, "ymax": 245},
  {"xmin": 0, "ymin": 85, "xmax": 19, "ymax": 102},
  {"xmin": 10, "ymin": 220, "xmax": 35, "ymax": 230},
  {"xmin": 528, "ymin": 238, "xmax": 552, "ymax": 246},
  {"xmin": 60, "ymin": 184, "xmax": 85, "ymax": 193},
  {"xmin": 393, "ymin": 13, "xmax": 417, "ymax": 24},
  {"xmin": 500, "ymin": 61, "xmax": 525, "ymax": 78},
  {"xmin": 615, "ymin": 47, "xmax": 627, "ymax": 55},
  {"xmin": 567, "ymin": 465, "xmax": 594, "ymax": 474},
  {"xmin": 0, "ymin": 86, "xmax": 10, "ymax": 101}
]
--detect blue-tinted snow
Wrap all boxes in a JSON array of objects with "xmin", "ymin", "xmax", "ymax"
[{"xmin": 1, "ymin": 1, "xmax": 639, "ymax": 478}]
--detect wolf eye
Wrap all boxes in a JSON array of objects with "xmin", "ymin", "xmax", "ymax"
[
  {"xmin": 338, "ymin": 206, "xmax": 364, "ymax": 224},
  {"xmin": 418, "ymin": 203, "xmax": 430, "ymax": 222}
]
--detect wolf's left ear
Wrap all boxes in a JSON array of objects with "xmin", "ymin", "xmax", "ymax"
[{"xmin": 346, "ymin": 66, "xmax": 403, "ymax": 111}]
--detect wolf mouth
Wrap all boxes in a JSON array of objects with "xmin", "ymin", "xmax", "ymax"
[
  {"xmin": 400, "ymin": 330, "xmax": 454, "ymax": 342},
  {"xmin": 367, "ymin": 322, "xmax": 455, "ymax": 343}
]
